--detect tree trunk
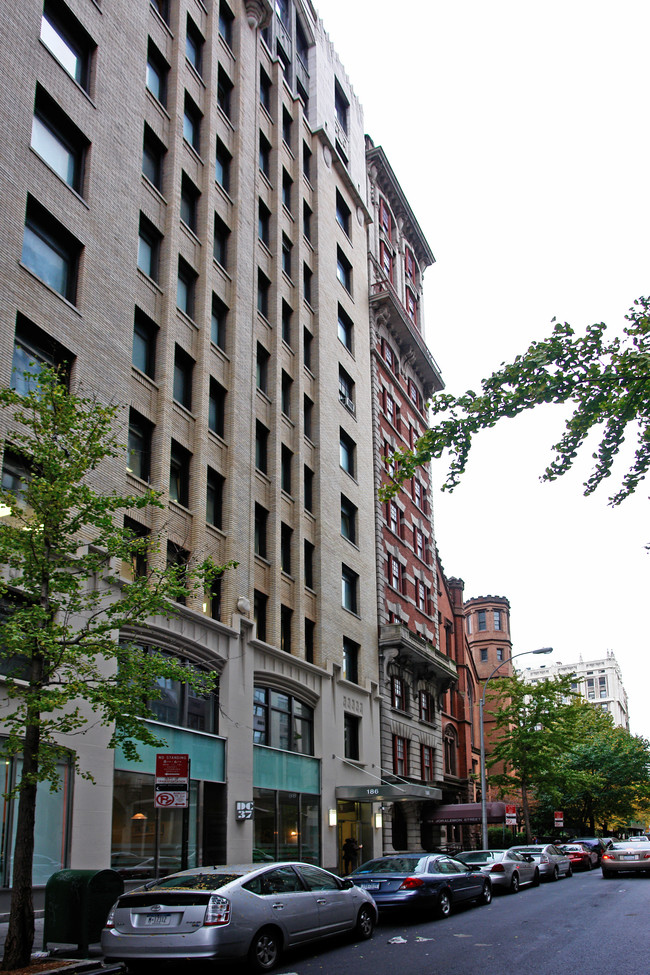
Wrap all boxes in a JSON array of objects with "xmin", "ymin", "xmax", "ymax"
[
  {"xmin": 2, "ymin": 723, "xmax": 40, "ymax": 970},
  {"xmin": 521, "ymin": 779, "xmax": 532, "ymax": 842}
]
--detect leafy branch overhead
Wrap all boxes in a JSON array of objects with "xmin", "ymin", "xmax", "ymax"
[{"xmin": 382, "ymin": 297, "xmax": 650, "ymax": 506}]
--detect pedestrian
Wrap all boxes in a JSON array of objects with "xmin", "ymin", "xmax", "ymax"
[{"xmin": 342, "ymin": 836, "xmax": 361, "ymax": 874}]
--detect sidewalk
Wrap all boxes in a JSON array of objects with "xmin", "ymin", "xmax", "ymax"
[{"xmin": 0, "ymin": 914, "xmax": 123, "ymax": 974}]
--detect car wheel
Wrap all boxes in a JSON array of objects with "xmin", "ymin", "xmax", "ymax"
[
  {"xmin": 509, "ymin": 872, "xmax": 520, "ymax": 894},
  {"xmin": 532, "ymin": 868, "xmax": 540, "ymax": 887},
  {"xmin": 566, "ymin": 864, "xmax": 573, "ymax": 878},
  {"xmin": 550, "ymin": 866, "xmax": 559, "ymax": 882},
  {"xmin": 437, "ymin": 889, "xmax": 452, "ymax": 918},
  {"xmin": 249, "ymin": 927, "xmax": 282, "ymax": 972},
  {"xmin": 601, "ymin": 868, "xmax": 614, "ymax": 879},
  {"xmin": 354, "ymin": 905, "xmax": 375, "ymax": 941},
  {"xmin": 479, "ymin": 881, "xmax": 492, "ymax": 905}
]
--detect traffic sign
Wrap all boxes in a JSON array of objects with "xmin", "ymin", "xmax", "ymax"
[
  {"xmin": 554, "ymin": 810, "xmax": 564, "ymax": 827},
  {"xmin": 155, "ymin": 754, "xmax": 190, "ymax": 808}
]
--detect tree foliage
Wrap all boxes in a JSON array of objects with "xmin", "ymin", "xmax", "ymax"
[
  {"xmin": 0, "ymin": 367, "xmax": 234, "ymax": 968},
  {"xmin": 383, "ymin": 297, "xmax": 650, "ymax": 507}
]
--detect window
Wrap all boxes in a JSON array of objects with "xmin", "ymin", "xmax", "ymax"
[
  {"xmin": 183, "ymin": 93, "xmax": 201, "ymax": 153},
  {"xmin": 393, "ymin": 736, "xmax": 409, "ymax": 776},
  {"xmin": 257, "ymin": 269, "xmax": 270, "ymax": 318},
  {"xmin": 211, "ymin": 294, "xmax": 227, "ymax": 350},
  {"xmin": 280, "ymin": 605, "xmax": 292, "ymax": 653},
  {"xmin": 127, "ymin": 409, "xmax": 153, "ymax": 482},
  {"xmin": 496, "ymin": 647, "xmax": 503, "ymax": 662},
  {"xmin": 255, "ymin": 421, "xmax": 269, "ymax": 474},
  {"xmin": 142, "ymin": 124, "xmax": 165, "ymax": 190},
  {"xmin": 303, "ymin": 328, "xmax": 313, "ymax": 371},
  {"xmin": 259, "ymin": 131, "xmax": 271, "ymax": 177},
  {"xmin": 303, "ymin": 263, "xmax": 312, "ymax": 305},
  {"xmin": 341, "ymin": 564, "xmax": 358, "ymax": 614},
  {"xmin": 281, "ymin": 445, "xmax": 292, "ymax": 494},
  {"xmin": 339, "ymin": 429, "xmax": 355, "ymax": 477},
  {"xmin": 444, "ymin": 726, "xmax": 458, "ymax": 776},
  {"xmin": 208, "ymin": 378, "xmax": 226, "ymax": 437},
  {"xmin": 177, "ymin": 257, "xmax": 197, "ymax": 318},
  {"xmin": 336, "ymin": 247, "xmax": 352, "ymax": 292},
  {"xmin": 1, "ymin": 450, "xmax": 30, "ymax": 505},
  {"xmin": 280, "ymin": 523, "xmax": 292, "ymax": 574},
  {"xmin": 41, "ymin": 1, "xmax": 92, "ymax": 90},
  {"xmin": 466, "ymin": 615, "xmax": 472, "ymax": 634},
  {"xmin": 421, "ymin": 745, "xmax": 434, "ymax": 782},
  {"xmin": 206, "ymin": 468, "xmax": 224, "ymax": 528},
  {"xmin": 180, "ymin": 173, "xmax": 199, "ymax": 233},
  {"xmin": 383, "ymin": 339, "xmax": 397, "ymax": 372},
  {"xmin": 215, "ymin": 139, "xmax": 231, "ymax": 192},
  {"xmin": 31, "ymin": 87, "xmax": 86, "ymax": 191},
  {"xmin": 146, "ymin": 41, "xmax": 168, "ymax": 105},
  {"xmin": 280, "ymin": 371, "xmax": 292, "ymax": 417},
  {"xmin": 388, "ymin": 500, "xmax": 399, "ymax": 534},
  {"xmin": 122, "ymin": 517, "xmax": 149, "ymax": 580},
  {"xmin": 391, "ymin": 676, "xmax": 406, "ymax": 711},
  {"xmin": 305, "ymin": 619, "xmax": 315, "ymax": 663},
  {"xmin": 339, "ymin": 366, "xmax": 355, "ymax": 413},
  {"xmin": 282, "ymin": 301, "xmax": 293, "ymax": 346},
  {"xmin": 210, "ymin": 577, "xmax": 222, "ymax": 621},
  {"xmin": 385, "ymin": 392, "xmax": 395, "ymax": 426},
  {"xmin": 389, "ymin": 555, "xmax": 402, "ymax": 594},
  {"xmin": 338, "ymin": 305, "xmax": 353, "ymax": 351},
  {"xmin": 405, "ymin": 246, "xmax": 416, "ymax": 282},
  {"xmin": 282, "ymin": 106, "xmax": 293, "ymax": 147},
  {"xmin": 334, "ymin": 81, "xmax": 349, "ymax": 134},
  {"xmin": 254, "ymin": 504, "xmax": 268, "ymax": 559},
  {"xmin": 414, "ymin": 528, "xmax": 425, "ymax": 561},
  {"xmin": 213, "ymin": 214, "xmax": 230, "ymax": 268},
  {"xmin": 494, "ymin": 610, "xmax": 502, "ymax": 630},
  {"xmin": 344, "ymin": 714, "xmax": 360, "ymax": 761},
  {"xmin": 253, "ymin": 688, "xmax": 313, "ymax": 754},
  {"xmin": 150, "ymin": 0, "xmax": 170, "ymax": 24},
  {"xmin": 185, "ymin": 16, "xmax": 203, "ymax": 75},
  {"xmin": 22, "ymin": 197, "xmax": 80, "ymax": 302},
  {"xmin": 166, "ymin": 542, "xmax": 189, "ymax": 605},
  {"xmin": 335, "ymin": 190, "xmax": 351, "ymax": 236},
  {"xmin": 304, "ymin": 540, "xmax": 314, "ymax": 590},
  {"xmin": 256, "ymin": 343, "xmax": 269, "ymax": 393},
  {"xmin": 301, "ymin": 394, "xmax": 312, "ymax": 440},
  {"xmin": 340, "ymin": 495, "xmax": 357, "ymax": 543},
  {"xmin": 303, "ymin": 202, "xmax": 312, "ymax": 241},
  {"xmin": 254, "ymin": 591, "xmax": 267, "ymax": 642},
  {"xmin": 302, "ymin": 141, "xmax": 312, "ymax": 181},
  {"xmin": 218, "ymin": 1, "xmax": 234, "ymax": 47},
  {"xmin": 132, "ymin": 309, "xmax": 157, "ymax": 379},
  {"xmin": 282, "ymin": 169, "xmax": 292, "ymax": 212},
  {"xmin": 282, "ymin": 233, "xmax": 292, "ymax": 277},
  {"xmin": 343, "ymin": 638, "xmax": 359, "ymax": 684},
  {"xmin": 137, "ymin": 214, "xmax": 161, "ymax": 281},
  {"xmin": 406, "ymin": 288, "xmax": 418, "ymax": 325},
  {"xmin": 379, "ymin": 197, "xmax": 392, "ymax": 241},
  {"xmin": 11, "ymin": 316, "xmax": 70, "ymax": 395},
  {"xmin": 477, "ymin": 610, "xmax": 487, "ymax": 631},
  {"xmin": 169, "ymin": 440, "xmax": 191, "ymax": 508},
  {"xmin": 419, "ymin": 690, "xmax": 434, "ymax": 723},
  {"xmin": 260, "ymin": 67, "xmax": 272, "ymax": 113},
  {"xmin": 380, "ymin": 240, "xmax": 393, "ymax": 282},
  {"xmin": 217, "ymin": 66, "xmax": 233, "ymax": 119},
  {"xmin": 599, "ymin": 676, "xmax": 607, "ymax": 698},
  {"xmin": 416, "ymin": 580, "xmax": 429, "ymax": 614},
  {"xmin": 258, "ymin": 199, "xmax": 271, "ymax": 246},
  {"xmin": 304, "ymin": 466, "xmax": 314, "ymax": 513},
  {"xmin": 480, "ymin": 648, "xmax": 488, "ymax": 662}
]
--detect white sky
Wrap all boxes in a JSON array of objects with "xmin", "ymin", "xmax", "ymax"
[{"xmin": 315, "ymin": 0, "xmax": 650, "ymax": 738}]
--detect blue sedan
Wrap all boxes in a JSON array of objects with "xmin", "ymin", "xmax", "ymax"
[{"xmin": 349, "ymin": 854, "xmax": 492, "ymax": 917}]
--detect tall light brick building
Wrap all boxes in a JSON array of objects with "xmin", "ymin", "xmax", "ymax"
[{"xmin": 522, "ymin": 651, "xmax": 630, "ymax": 730}]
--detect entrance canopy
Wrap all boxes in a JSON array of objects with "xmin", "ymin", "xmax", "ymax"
[
  {"xmin": 336, "ymin": 783, "xmax": 443, "ymax": 803},
  {"xmin": 424, "ymin": 801, "xmax": 506, "ymax": 824}
]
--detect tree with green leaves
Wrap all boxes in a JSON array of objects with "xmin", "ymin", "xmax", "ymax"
[
  {"xmin": 534, "ymin": 702, "xmax": 650, "ymax": 835},
  {"xmin": 383, "ymin": 297, "xmax": 650, "ymax": 509},
  {"xmin": 486, "ymin": 672, "xmax": 578, "ymax": 841},
  {"xmin": 0, "ymin": 367, "xmax": 234, "ymax": 970}
]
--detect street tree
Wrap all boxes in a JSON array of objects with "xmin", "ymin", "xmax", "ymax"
[
  {"xmin": 535, "ymin": 702, "xmax": 650, "ymax": 835},
  {"xmin": 0, "ymin": 367, "xmax": 234, "ymax": 970},
  {"xmin": 486, "ymin": 672, "xmax": 577, "ymax": 841},
  {"xmin": 382, "ymin": 297, "xmax": 650, "ymax": 510}
]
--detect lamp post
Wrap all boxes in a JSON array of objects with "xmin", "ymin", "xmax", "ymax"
[{"xmin": 479, "ymin": 647, "xmax": 553, "ymax": 849}]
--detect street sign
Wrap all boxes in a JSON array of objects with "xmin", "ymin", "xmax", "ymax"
[
  {"xmin": 554, "ymin": 810, "xmax": 564, "ymax": 827},
  {"xmin": 155, "ymin": 754, "xmax": 189, "ymax": 809},
  {"xmin": 505, "ymin": 804, "xmax": 517, "ymax": 826}
]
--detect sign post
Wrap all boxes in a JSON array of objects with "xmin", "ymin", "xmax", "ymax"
[
  {"xmin": 554, "ymin": 810, "xmax": 564, "ymax": 829},
  {"xmin": 154, "ymin": 754, "xmax": 190, "ymax": 878},
  {"xmin": 505, "ymin": 804, "xmax": 517, "ymax": 827}
]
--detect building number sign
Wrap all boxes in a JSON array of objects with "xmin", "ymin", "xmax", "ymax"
[{"xmin": 236, "ymin": 801, "xmax": 254, "ymax": 820}]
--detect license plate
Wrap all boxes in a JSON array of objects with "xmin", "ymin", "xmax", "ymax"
[
  {"xmin": 620, "ymin": 855, "xmax": 637, "ymax": 861},
  {"xmin": 358, "ymin": 883, "xmax": 380, "ymax": 890},
  {"xmin": 146, "ymin": 914, "xmax": 171, "ymax": 925}
]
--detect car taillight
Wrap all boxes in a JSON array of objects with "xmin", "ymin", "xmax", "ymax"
[
  {"xmin": 398, "ymin": 877, "xmax": 424, "ymax": 890},
  {"xmin": 602, "ymin": 854, "xmax": 613, "ymax": 861},
  {"xmin": 540, "ymin": 855, "xmax": 550, "ymax": 863},
  {"xmin": 643, "ymin": 854, "xmax": 650, "ymax": 860},
  {"xmin": 104, "ymin": 903, "xmax": 118, "ymax": 929},
  {"xmin": 204, "ymin": 895, "xmax": 231, "ymax": 926},
  {"xmin": 490, "ymin": 863, "xmax": 505, "ymax": 873}
]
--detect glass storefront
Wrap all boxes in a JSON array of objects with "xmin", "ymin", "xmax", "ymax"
[{"xmin": 253, "ymin": 788, "xmax": 319, "ymax": 863}]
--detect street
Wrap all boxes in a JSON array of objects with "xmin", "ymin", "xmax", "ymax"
[{"xmin": 261, "ymin": 870, "xmax": 649, "ymax": 975}]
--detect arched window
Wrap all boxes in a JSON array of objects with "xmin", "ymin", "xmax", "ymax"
[{"xmin": 444, "ymin": 724, "xmax": 458, "ymax": 776}]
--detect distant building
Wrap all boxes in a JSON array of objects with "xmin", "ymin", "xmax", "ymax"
[{"xmin": 522, "ymin": 651, "xmax": 629, "ymax": 730}]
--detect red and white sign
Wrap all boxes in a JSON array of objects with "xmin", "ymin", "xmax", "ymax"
[
  {"xmin": 554, "ymin": 810, "xmax": 564, "ymax": 827},
  {"xmin": 155, "ymin": 754, "xmax": 190, "ymax": 809},
  {"xmin": 505, "ymin": 804, "xmax": 517, "ymax": 826}
]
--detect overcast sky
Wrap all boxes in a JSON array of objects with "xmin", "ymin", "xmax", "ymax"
[{"xmin": 315, "ymin": 0, "xmax": 650, "ymax": 738}]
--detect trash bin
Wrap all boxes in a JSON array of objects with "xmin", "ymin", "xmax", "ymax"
[{"xmin": 43, "ymin": 869, "xmax": 124, "ymax": 954}]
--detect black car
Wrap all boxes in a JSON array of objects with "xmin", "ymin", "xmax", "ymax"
[{"xmin": 570, "ymin": 837, "xmax": 610, "ymax": 863}]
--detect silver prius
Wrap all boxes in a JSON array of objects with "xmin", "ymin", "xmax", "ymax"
[{"xmin": 101, "ymin": 861, "xmax": 377, "ymax": 973}]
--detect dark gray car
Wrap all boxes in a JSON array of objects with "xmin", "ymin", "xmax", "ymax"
[{"xmin": 456, "ymin": 849, "xmax": 540, "ymax": 893}]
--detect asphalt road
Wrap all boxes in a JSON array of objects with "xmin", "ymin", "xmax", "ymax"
[{"xmin": 266, "ymin": 869, "xmax": 650, "ymax": 975}]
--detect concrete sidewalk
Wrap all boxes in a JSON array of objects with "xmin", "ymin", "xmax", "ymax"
[{"xmin": 0, "ymin": 913, "xmax": 122, "ymax": 973}]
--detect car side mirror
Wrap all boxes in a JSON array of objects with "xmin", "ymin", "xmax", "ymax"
[{"xmin": 341, "ymin": 878, "xmax": 354, "ymax": 889}]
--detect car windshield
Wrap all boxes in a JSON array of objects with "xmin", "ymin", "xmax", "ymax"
[
  {"xmin": 352, "ymin": 857, "xmax": 427, "ymax": 874},
  {"xmin": 513, "ymin": 847, "xmax": 542, "ymax": 854},
  {"xmin": 562, "ymin": 846, "xmax": 585, "ymax": 852},
  {"xmin": 145, "ymin": 873, "xmax": 242, "ymax": 890},
  {"xmin": 458, "ymin": 851, "xmax": 503, "ymax": 863}
]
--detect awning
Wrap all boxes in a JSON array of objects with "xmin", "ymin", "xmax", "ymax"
[
  {"xmin": 336, "ymin": 783, "xmax": 443, "ymax": 803},
  {"xmin": 424, "ymin": 801, "xmax": 506, "ymax": 824}
]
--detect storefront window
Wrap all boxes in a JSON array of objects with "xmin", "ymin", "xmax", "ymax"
[{"xmin": 253, "ymin": 788, "xmax": 319, "ymax": 864}]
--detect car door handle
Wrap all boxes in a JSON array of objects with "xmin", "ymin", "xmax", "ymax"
[
  {"xmin": 316, "ymin": 898, "xmax": 327, "ymax": 904},
  {"xmin": 271, "ymin": 903, "xmax": 285, "ymax": 910}
]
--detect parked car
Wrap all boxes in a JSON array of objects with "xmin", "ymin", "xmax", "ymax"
[
  {"xmin": 570, "ymin": 837, "xmax": 610, "ymax": 863},
  {"xmin": 102, "ymin": 861, "xmax": 377, "ymax": 973},
  {"xmin": 601, "ymin": 840, "xmax": 650, "ymax": 877},
  {"xmin": 509, "ymin": 844, "xmax": 572, "ymax": 881},
  {"xmin": 348, "ymin": 853, "xmax": 492, "ymax": 916},
  {"xmin": 456, "ymin": 849, "xmax": 539, "ymax": 893},
  {"xmin": 558, "ymin": 843, "xmax": 599, "ymax": 871}
]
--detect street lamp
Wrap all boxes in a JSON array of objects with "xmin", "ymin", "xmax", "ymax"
[{"xmin": 479, "ymin": 647, "xmax": 553, "ymax": 848}]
